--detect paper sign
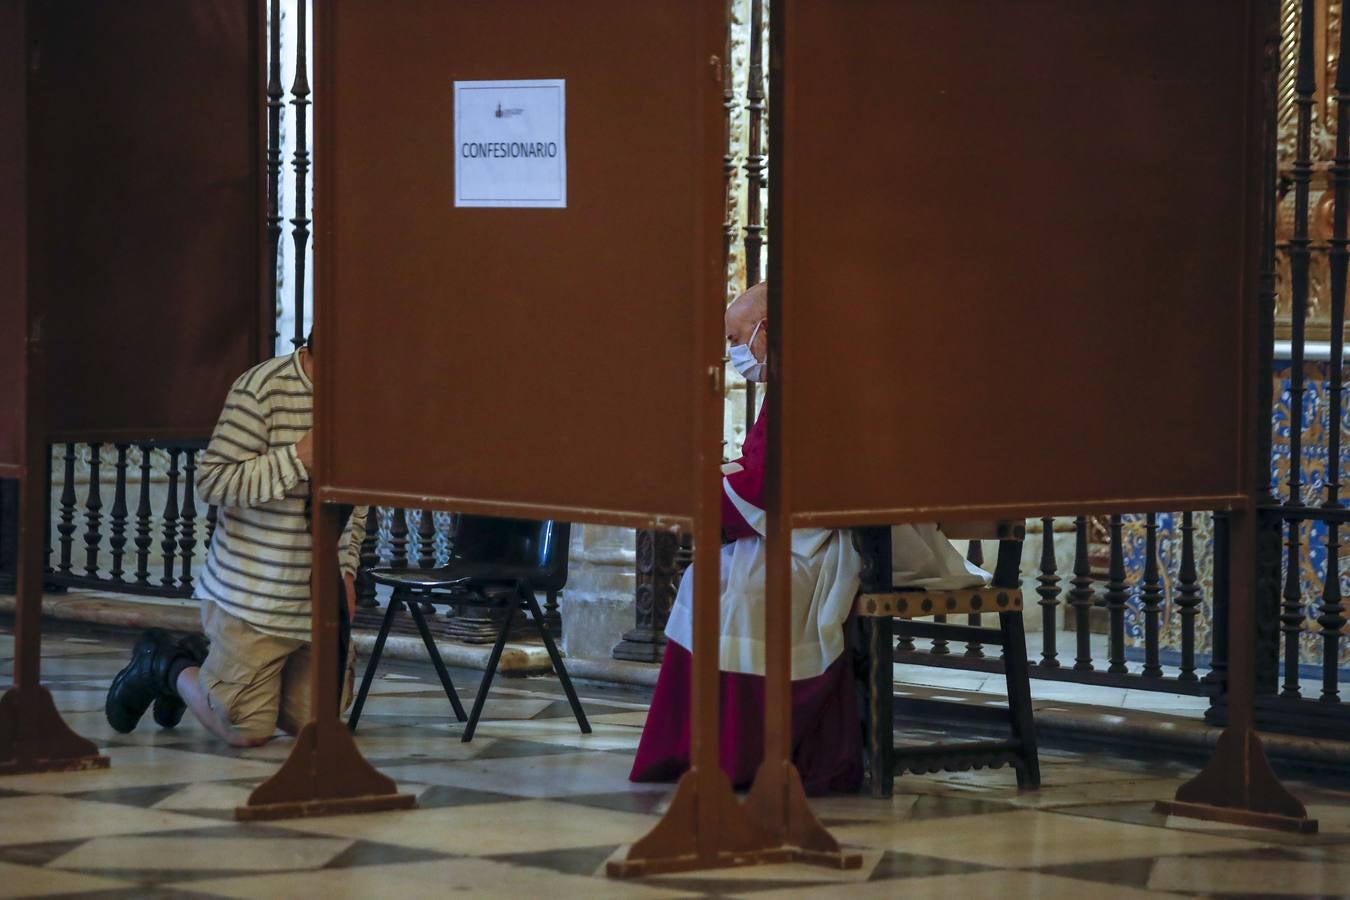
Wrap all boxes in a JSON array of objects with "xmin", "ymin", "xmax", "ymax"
[{"xmin": 454, "ymin": 79, "xmax": 566, "ymax": 208}]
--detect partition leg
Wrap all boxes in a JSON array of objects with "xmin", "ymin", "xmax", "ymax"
[
  {"xmin": 1157, "ymin": 507, "xmax": 1315, "ymax": 833},
  {"xmin": 741, "ymin": 516, "xmax": 860, "ymax": 869},
  {"xmin": 608, "ymin": 526, "xmax": 779, "ymax": 877},
  {"xmin": 238, "ymin": 503, "xmax": 412, "ymax": 820},
  {"xmin": 0, "ymin": 465, "xmax": 107, "ymax": 775}
]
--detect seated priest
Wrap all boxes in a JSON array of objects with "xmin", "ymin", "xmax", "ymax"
[
  {"xmin": 630, "ymin": 282, "xmax": 990, "ymax": 794},
  {"xmin": 104, "ymin": 331, "xmax": 367, "ymax": 746}
]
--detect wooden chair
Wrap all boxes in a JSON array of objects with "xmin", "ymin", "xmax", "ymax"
[
  {"xmin": 854, "ymin": 520, "xmax": 1039, "ymax": 797},
  {"xmin": 348, "ymin": 517, "xmax": 590, "ymax": 742}
]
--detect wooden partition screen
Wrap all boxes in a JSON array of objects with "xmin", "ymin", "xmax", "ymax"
[
  {"xmin": 762, "ymin": 0, "xmax": 1310, "ymax": 834},
  {"xmin": 0, "ymin": 0, "xmax": 267, "ymax": 774},
  {"xmin": 244, "ymin": 3, "xmax": 790, "ymax": 872},
  {"xmin": 30, "ymin": 0, "xmax": 270, "ymax": 440}
]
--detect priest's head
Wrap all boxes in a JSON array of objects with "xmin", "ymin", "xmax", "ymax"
[{"xmin": 726, "ymin": 282, "xmax": 768, "ymax": 383}]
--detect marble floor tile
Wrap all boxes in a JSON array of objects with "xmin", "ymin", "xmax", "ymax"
[
  {"xmin": 635, "ymin": 847, "xmax": 886, "ymax": 884},
  {"xmin": 488, "ymin": 683, "xmax": 652, "ymax": 712},
  {"xmin": 175, "ymin": 858, "xmax": 692, "ymax": 899},
  {"xmin": 380, "ymin": 749, "xmax": 664, "ymax": 798},
  {"xmin": 1119, "ymin": 690, "xmax": 1211, "ymax": 713},
  {"xmin": 0, "ymin": 746, "xmax": 282, "ymax": 794},
  {"xmin": 588, "ymin": 711, "xmax": 649, "ymax": 728},
  {"xmin": 1006, "ymin": 776, "xmax": 1187, "ymax": 810},
  {"xmin": 357, "ymin": 694, "xmax": 552, "ymax": 721},
  {"xmin": 58, "ymin": 709, "xmax": 212, "ymax": 747},
  {"xmin": 48, "ymin": 834, "xmax": 353, "ymax": 873},
  {"xmin": 151, "ymin": 782, "xmax": 259, "ymax": 813},
  {"xmin": 47, "ymin": 689, "xmax": 118, "ymax": 714},
  {"xmin": 0, "ymin": 795, "xmax": 219, "ymax": 844},
  {"xmin": 0, "ymin": 633, "xmax": 121, "ymax": 660},
  {"xmin": 830, "ymin": 807, "xmax": 1270, "ymax": 867},
  {"xmin": 271, "ymin": 799, "xmax": 661, "ymax": 856},
  {"xmin": 810, "ymin": 792, "xmax": 1015, "ymax": 826},
  {"xmin": 452, "ymin": 719, "xmax": 642, "ymax": 751},
  {"xmin": 1148, "ymin": 854, "xmax": 1350, "ymax": 896},
  {"xmin": 353, "ymin": 726, "xmax": 493, "ymax": 762},
  {"xmin": 0, "ymin": 859, "xmax": 134, "ymax": 897},
  {"xmin": 749, "ymin": 869, "xmax": 1190, "ymax": 899}
]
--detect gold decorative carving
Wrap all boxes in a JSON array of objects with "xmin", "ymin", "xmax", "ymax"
[{"xmin": 1276, "ymin": 0, "xmax": 1348, "ymax": 342}]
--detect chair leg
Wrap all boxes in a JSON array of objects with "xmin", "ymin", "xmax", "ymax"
[
  {"xmin": 406, "ymin": 594, "xmax": 468, "ymax": 723},
  {"xmin": 463, "ymin": 598, "xmax": 517, "ymax": 743},
  {"xmin": 523, "ymin": 589, "xmax": 590, "ymax": 735},
  {"xmin": 999, "ymin": 610, "xmax": 1040, "ymax": 790},
  {"xmin": 867, "ymin": 616, "xmax": 895, "ymax": 798},
  {"xmin": 348, "ymin": 592, "xmax": 400, "ymax": 732}
]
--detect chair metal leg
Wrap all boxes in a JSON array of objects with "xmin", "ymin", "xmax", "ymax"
[
  {"xmin": 867, "ymin": 616, "xmax": 895, "ymax": 798},
  {"xmin": 463, "ymin": 598, "xmax": 516, "ymax": 743},
  {"xmin": 405, "ymin": 594, "xmax": 468, "ymax": 723},
  {"xmin": 523, "ymin": 590, "xmax": 590, "ymax": 735},
  {"xmin": 348, "ymin": 593, "xmax": 399, "ymax": 732},
  {"xmin": 999, "ymin": 610, "xmax": 1041, "ymax": 789}
]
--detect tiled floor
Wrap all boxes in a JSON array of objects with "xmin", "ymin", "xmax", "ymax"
[{"xmin": 3, "ymin": 626, "xmax": 1350, "ymax": 898}]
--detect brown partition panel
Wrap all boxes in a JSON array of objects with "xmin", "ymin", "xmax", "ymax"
[
  {"xmin": 321, "ymin": 0, "xmax": 724, "ymax": 525},
  {"xmin": 0, "ymin": 0, "xmax": 26, "ymax": 475},
  {"xmin": 29, "ymin": 1, "xmax": 267, "ymax": 442},
  {"xmin": 776, "ymin": 0, "xmax": 1262, "ymax": 524}
]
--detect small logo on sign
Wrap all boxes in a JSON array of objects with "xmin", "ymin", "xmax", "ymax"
[{"xmin": 495, "ymin": 101, "xmax": 524, "ymax": 118}]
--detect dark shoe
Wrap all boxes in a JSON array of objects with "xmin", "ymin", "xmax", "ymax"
[
  {"xmin": 150, "ymin": 633, "xmax": 210, "ymax": 729},
  {"xmin": 106, "ymin": 629, "xmax": 191, "ymax": 734}
]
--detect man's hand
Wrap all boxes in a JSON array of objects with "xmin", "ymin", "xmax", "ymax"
[
  {"xmin": 344, "ymin": 572, "xmax": 357, "ymax": 621},
  {"xmin": 294, "ymin": 431, "xmax": 314, "ymax": 471}
]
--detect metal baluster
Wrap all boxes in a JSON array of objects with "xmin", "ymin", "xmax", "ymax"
[
  {"xmin": 743, "ymin": 0, "xmax": 766, "ymax": 426},
  {"xmin": 1317, "ymin": 11, "xmax": 1350, "ymax": 705},
  {"xmin": 42, "ymin": 446, "xmax": 53, "ymax": 573},
  {"xmin": 82, "ymin": 444, "xmax": 102, "ymax": 578},
  {"xmin": 1104, "ymin": 514, "xmax": 1127, "ymax": 674},
  {"xmin": 964, "ymin": 539, "xmax": 984, "ymax": 658},
  {"xmin": 1069, "ymin": 516, "xmax": 1094, "ymax": 671},
  {"xmin": 178, "ymin": 450, "xmax": 198, "ymax": 592},
  {"xmin": 1176, "ymin": 510, "xmax": 1202, "ymax": 683},
  {"xmin": 56, "ymin": 443, "xmax": 76, "ymax": 576},
  {"xmin": 290, "ymin": 0, "xmax": 311, "ymax": 349},
  {"xmin": 206, "ymin": 504, "xmax": 218, "ymax": 550},
  {"xmin": 389, "ymin": 507, "xmax": 408, "ymax": 568},
  {"xmin": 1205, "ymin": 511, "xmax": 1231, "ymax": 693},
  {"xmin": 1036, "ymin": 517, "xmax": 1061, "ymax": 668},
  {"xmin": 356, "ymin": 505, "xmax": 380, "ymax": 608},
  {"xmin": 266, "ymin": 0, "xmax": 283, "ymax": 350},
  {"xmin": 1140, "ymin": 513, "xmax": 1163, "ymax": 678},
  {"xmin": 1281, "ymin": 0, "xmax": 1318, "ymax": 699},
  {"xmin": 417, "ymin": 508, "xmax": 435, "ymax": 568},
  {"xmin": 108, "ymin": 444, "xmax": 129, "ymax": 583},
  {"xmin": 160, "ymin": 449, "xmax": 181, "ymax": 589},
  {"xmin": 416, "ymin": 509, "xmax": 435, "ymax": 614},
  {"xmin": 134, "ymin": 447, "xmax": 153, "ymax": 586}
]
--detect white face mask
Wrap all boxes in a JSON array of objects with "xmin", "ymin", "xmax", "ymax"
[{"xmin": 729, "ymin": 319, "xmax": 768, "ymax": 383}]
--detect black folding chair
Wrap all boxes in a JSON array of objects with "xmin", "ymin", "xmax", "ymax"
[{"xmin": 348, "ymin": 516, "xmax": 590, "ymax": 742}]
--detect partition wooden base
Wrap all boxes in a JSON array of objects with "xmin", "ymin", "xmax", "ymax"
[
  {"xmin": 744, "ymin": 759, "xmax": 862, "ymax": 869},
  {"xmin": 607, "ymin": 764, "xmax": 860, "ymax": 877},
  {"xmin": 236, "ymin": 719, "xmax": 413, "ymax": 821},
  {"xmin": 1156, "ymin": 726, "xmax": 1317, "ymax": 834},
  {"xmin": 607, "ymin": 767, "xmax": 779, "ymax": 877},
  {"xmin": 0, "ymin": 684, "xmax": 108, "ymax": 775}
]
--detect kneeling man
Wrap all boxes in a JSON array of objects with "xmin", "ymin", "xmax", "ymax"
[{"xmin": 106, "ymin": 334, "xmax": 366, "ymax": 746}]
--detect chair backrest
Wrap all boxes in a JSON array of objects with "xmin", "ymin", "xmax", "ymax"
[{"xmin": 451, "ymin": 515, "xmax": 571, "ymax": 592}]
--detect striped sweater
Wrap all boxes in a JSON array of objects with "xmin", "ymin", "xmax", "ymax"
[{"xmin": 193, "ymin": 349, "xmax": 366, "ymax": 640}]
